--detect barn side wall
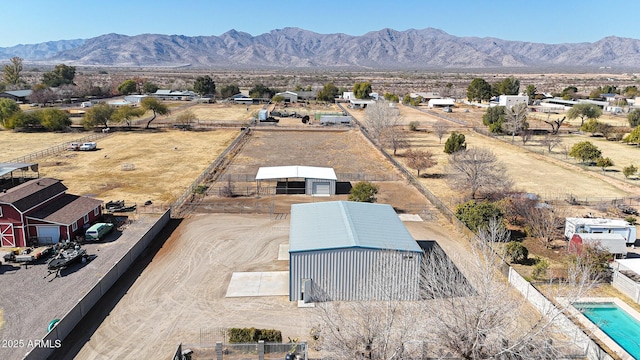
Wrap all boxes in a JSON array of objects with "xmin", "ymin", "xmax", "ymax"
[{"xmin": 290, "ymin": 248, "xmax": 421, "ymax": 302}]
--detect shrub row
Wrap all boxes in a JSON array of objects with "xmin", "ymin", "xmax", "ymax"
[{"xmin": 228, "ymin": 327, "xmax": 282, "ymax": 343}]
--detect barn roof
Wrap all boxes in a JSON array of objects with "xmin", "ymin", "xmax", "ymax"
[
  {"xmin": 0, "ymin": 162, "xmax": 38, "ymax": 177},
  {"xmin": 256, "ymin": 166, "xmax": 336, "ymax": 181},
  {"xmin": 0, "ymin": 178, "xmax": 67, "ymax": 212},
  {"xmin": 289, "ymin": 201, "xmax": 421, "ymax": 253},
  {"xmin": 26, "ymin": 194, "xmax": 102, "ymax": 225}
]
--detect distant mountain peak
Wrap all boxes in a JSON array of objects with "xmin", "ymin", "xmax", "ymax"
[{"xmin": 0, "ymin": 28, "xmax": 638, "ymax": 70}]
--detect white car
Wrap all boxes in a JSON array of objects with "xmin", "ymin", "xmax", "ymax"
[{"xmin": 79, "ymin": 142, "xmax": 97, "ymax": 151}]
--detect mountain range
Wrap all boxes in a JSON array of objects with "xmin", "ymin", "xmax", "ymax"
[{"xmin": 1, "ymin": 28, "xmax": 639, "ymax": 70}]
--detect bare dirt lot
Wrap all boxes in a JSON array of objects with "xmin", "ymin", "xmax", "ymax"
[
  {"xmin": 35, "ymin": 129, "xmax": 239, "ymax": 205},
  {"xmin": 69, "ymin": 213, "xmax": 463, "ymax": 360}
]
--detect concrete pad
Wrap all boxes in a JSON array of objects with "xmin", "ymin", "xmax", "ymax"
[
  {"xmin": 278, "ymin": 244, "xmax": 289, "ymax": 260},
  {"xmin": 399, "ymin": 214, "xmax": 423, "ymax": 222},
  {"xmin": 226, "ymin": 271, "xmax": 289, "ymax": 297}
]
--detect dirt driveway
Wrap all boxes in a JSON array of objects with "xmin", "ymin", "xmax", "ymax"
[{"xmin": 69, "ymin": 213, "xmax": 462, "ymax": 359}]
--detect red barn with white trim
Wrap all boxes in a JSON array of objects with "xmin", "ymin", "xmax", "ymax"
[{"xmin": 0, "ymin": 178, "xmax": 103, "ymax": 247}]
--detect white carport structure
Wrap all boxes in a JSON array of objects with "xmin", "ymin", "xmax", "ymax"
[
  {"xmin": 256, "ymin": 166, "xmax": 337, "ymax": 196},
  {"xmin": 428, "ymin": 98, "xmax": 455, "ymax": 108}
]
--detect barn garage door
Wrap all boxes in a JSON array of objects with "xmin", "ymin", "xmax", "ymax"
[
  {"xmin": 0, "ymin": 224, "xmax": 15, "ymax": 247},
  {"xmin": 37, "ymin": 226, "xmax": 60, "ymax": 244},
  {"xmin": 312, "ymin": 182, "xmax": 331, "ymax": 196}
]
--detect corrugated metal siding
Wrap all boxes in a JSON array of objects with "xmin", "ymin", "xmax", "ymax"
[
  {"xmin": 305, "ymin": 178, "xmax": 336, "ymax": 195},
  {"xmin": 290, "ymin": 248, "xmax": 421, "ymax": 301}
]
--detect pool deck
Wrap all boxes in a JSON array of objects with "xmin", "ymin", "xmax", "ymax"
[{"xmin": 567, "ymin": 297, "xmax": 638, "ymax": 360}]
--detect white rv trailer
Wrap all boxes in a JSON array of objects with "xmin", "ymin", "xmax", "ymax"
[{"xmin": 564, "ymin": 217, "xmax": 637, "ymax": 244}]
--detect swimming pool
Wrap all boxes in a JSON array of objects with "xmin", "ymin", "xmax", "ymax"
[{"xmin": 575, "ymin": 302, "xmax": 640, "ymax": 359}]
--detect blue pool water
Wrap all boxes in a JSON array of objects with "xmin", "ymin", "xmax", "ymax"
[{"xmin": 576, "ymin": 302, "xmax": 640, "ymax": 359}]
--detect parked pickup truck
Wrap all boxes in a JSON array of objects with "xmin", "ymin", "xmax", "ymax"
[{"xmin": 79, "ymin": 142, "xmax": 97, "ymax": 151}]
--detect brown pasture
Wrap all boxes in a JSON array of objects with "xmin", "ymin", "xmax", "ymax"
[
  {"xmin": 0, "ymin": 131, "xmax": 84, "ymax": 161},
  {"xmin": 35, "ymin": 129, "xmax": 239, "ymax": 205}
]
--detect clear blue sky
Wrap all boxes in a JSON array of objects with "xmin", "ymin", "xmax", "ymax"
[{"xmin": 2, "ymin": 0, "xmax": 639, "ymax": 47}]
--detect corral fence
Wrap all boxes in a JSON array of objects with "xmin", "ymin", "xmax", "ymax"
[
  {"xmin": 176, "ymin": 341, "xmax": 308, "ymax": 360},
  {"xmin": 171, "ymin": 126, "xmax": 253, "ymax": 217},
  {"xmin": 5, "ymin": 132, "xmax": 112, "ymax": 163}
]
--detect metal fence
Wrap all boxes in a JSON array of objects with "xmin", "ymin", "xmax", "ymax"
[
  {"xmin": 216, "ymin": 173, "xmax": 402, "ymax": 183},
  {"xmin": 5, "ymin": 132, "xmax": 112, "ymax": 163},
  {"xmin": 178, "ymin": 341, "xmax": 308, "ymax": 360},
  {"xmin": 171, "ymin": 127, "xmax": 252, "ymax": 216}
]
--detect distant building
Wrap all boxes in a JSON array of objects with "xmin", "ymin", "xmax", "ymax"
[
  {"xmin": 0, "ymin": 90, "xmax": 32, "ymax": 103},
  {"xmin": 153, "ymin": 90, "xmax": 196, "ymax": 101},
  {"xmin": 428, "ymin": 98, "xmax": 455, "ymax": 108},
  {"xmin": 275, "ymin": 91, "xmax": 298, "ymax": 103},
  {"xmin": 497, "ymin": 95, "xmax": 529, "ymax": 108}
]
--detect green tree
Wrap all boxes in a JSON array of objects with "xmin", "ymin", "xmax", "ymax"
[
  {"xmin": 623, "ymin": 126, "xmax": 640, "ymax": 146},
  {"xmin": 0, "ymin": 98, "xmax": 21, "ymax": 127},
  {"xmin": 112, "ymin": 105, "xmax": 144, "ymax": 127},
  {"xmin": 272, "ymin": 95, "xmax": 285, "ymax": 103},
  {"xmin": 353, "ymin": 82, "xmax": 372, "ymax": 99},
  {"xmin": 383, "ymin": 92, "xmax": 399, "ymax": 102},
  {"xmin": 220, "ymin": 84, "xmax": 240, "ymax": 98},
  {"xmin": 249, "ymin": 83, "xmax": 276, "ymax": 99},
  {"xmin": 317, "ymin": 82, "xmax": 340, "ymax": 102},
  {"xmin": 505, "ymin": 242, "xmax": 528, "ymax": 264},
  {"xmin": 532, "ymin": 258, "xmax": 550, "ymax": 279},
  {"xmin": 443, "ymin": 132, "xmax": 466, "ymax": 154},
  {"xmin": 140, "ymin": 97, "xmax": 170, "ymax": 129},
  {"xmin": 455, "ymin": 200, "xmax": 503, "ymax": 232},
  {"xmin": 3, "ymin": 56, "xmax": 24, "ymax": 86},
  {"xmin": 493, "ymin": 77, "xmax": 520, "ymax": 96},
  {"xmin": 624, "ymin": 86, "xmax": 639, "ymax": 98},
  {"xmin": 627, "ymin": 109, "xmax": 640, "ymax": 128},
  {"xmin": 580, "ymin": 119, "xmax": 609, "ymax": 136},
  {"xmin": 623, "ymin": 164, "xmax": 638, "ymax": 178},
  {"xmin": 42, "ymin": 64, "xmax": 76, "ymax": 87},
  {"xmin": 596, "ymin": 157, "xmax": 614, "ymax": 172},
  {"xmin": 39, "ymin": 108, "xmax": 71, "ymax": 131},
  {"xmin": 193, "ymin": 75, "xmax": 216, "ymax": 96},
  {"xmin": 566, "ymin": 103, "xmax": 602, "ymax": 126},
  {"xmin": 482, "ymin": 106, "xmax": 505, "ymax": 133},
  {"xmin": 524, "ymin": 84, "xmax": 537, "ymax": 101},
  {"xmin": 5, "ymin": 111, "xmax": 40, "ymax": 129},
  {"xmin": 348, "ymin": 181, "xmax": 378, "ymax": 203},
  {"xmin": 117, "ymin": 79, "xmax": 137, "ymax": 95},
  {"xmin": 466, "ymin": 78, "xmax": 492, "ymax": 102},
  {"xmin": 83, "ymin": 103, "xmax": 115, "ymax": 129},
  {"xmin": 561, "ymin": 86, "xmax": 578, "ymax": 100},
  {"xmin": 142, "ymin": 81, "xmax": 159, "ymax": 94},
  {"xmin": 569, "ymin": 141, "xmax": 602, "ymax": 164}
]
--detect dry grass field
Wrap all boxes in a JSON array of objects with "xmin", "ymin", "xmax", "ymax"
[
  {"xmin": 36, "ymin": 129, "xmax": 239, "ymax": 205},
  {"xmin": 175, "ymin": 103, "xmax": 263, "ymax": 122},
  {"xmin": 0, "ymin": 131, "xmax": 85, "ymax": 161}
]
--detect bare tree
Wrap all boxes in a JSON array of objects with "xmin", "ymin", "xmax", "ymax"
[
  {"xmin": 520, "ymin": 129, "xmax": 532, "ymax": 145},
  {"xmin": 380, "ymin": 126, "xmax": 409, "ymax": 155},
  {"xmin": 523, "ymin": 205, "xmax": 565, "ymax": 249},
  {"xmin": 447, "ymin": 147, "xmax": 513, "ymax": 199},
  {"xmin": 433, "ymin": 120, "xmax": 450, "ymax": 144},
  {"xmin": 404, "ymin": 148, "xmax": 437, "ymax": 177},
  {"xmin": 364, "ymin": 100, "xmax": 401, "ymax": 139},
  {"xmin": 539, "ymin": 134, "xmax": 562, "ymax": 153},
  {"xmin": 543, "ymin": 114, "xmax": 566, "ymax": 135},
  {"xmin": 503, "ymin": 103, "xmax": 528, "ymax": 142},
  {"xmin": 314, "ymin": 223, "xmax": 597, "ymax": 360}
]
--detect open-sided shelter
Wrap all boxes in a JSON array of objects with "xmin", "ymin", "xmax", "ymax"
[{"xmin": 256, "ymin": 165, "xmax": 337, "ymax": 196}]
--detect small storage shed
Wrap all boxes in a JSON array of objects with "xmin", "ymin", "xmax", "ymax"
[
  {"xmin": 289, "ymin": 201, "xmax": 423, "ymax": 302},
  {"xmin": 255, "ymin": 166, "xmax": 337, "ymax": 196},
  {"xmin": 569, "ymin": 233, "xmax": 628, "ymax": 259}
]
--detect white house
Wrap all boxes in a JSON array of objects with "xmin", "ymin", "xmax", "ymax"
[
  {"xmin": 428, "ymin": 98, "xmax": 455, "ymax": 108},
  {"xmin": 498, "ymin": 95, "xmax": 529, "ymax": 108}
]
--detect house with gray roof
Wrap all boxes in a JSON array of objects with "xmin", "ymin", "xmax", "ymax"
[{"xmin": 289, "ymin": 201, "xmax": 423, "ymax": 302}]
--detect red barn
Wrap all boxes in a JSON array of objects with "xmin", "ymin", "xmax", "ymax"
[{"xmin": 0, "ymin": 178, "xmax": 103, "ymax": 247}]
